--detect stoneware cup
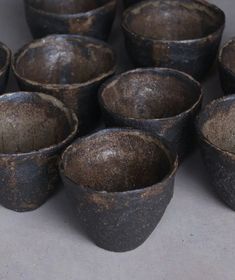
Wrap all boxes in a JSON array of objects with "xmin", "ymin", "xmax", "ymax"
[
  {"xmin": 219, "ymin": 38, "xmax": 235, "ymax": 95},
  {"xmin": 99, "ymin": 68, "xmax": 202, "ymax": 161},
  {"xmin": 122, "ymin": 0, "xmax": 225, "ymax": 80},
  {"xmin": 196, "ymin": 95, "xmax": 235, "ymax": 210},
  {"xmin": 0, "ymin": 92, "xmax": 78, "ymax": 212},
  {"xmin": 0, "ymin": 42, "xmax": 11, "ymax": 92},
  {"xmin": 24, "ymin": 0, "xmax": 117, "ymax": 40},
  {"xmin": 12, "ymin": 35, "xmax": 116, "ymax": 135},
  {"xmin": 60, "ymin": 128, "xmax": 178, "ymax": 252}
]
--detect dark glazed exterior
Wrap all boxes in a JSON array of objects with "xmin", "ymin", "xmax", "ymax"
[
  {"xmin": 0, "ymin": 42, "xmax": 11, "ymax": 93},
  {"xmin": 123, "ymin": 0, "xmax": 146, "ymax": 8},
  {"xmin": 99, "ymin": 68, "xmax": 202, "ymax": 161},
  {"xmin": 197, "ymin": 95, "xmax": 235, "ymax": 210},
  {"xmin": 0, "ymin": 92, "xmax": 78, "ymax": 212},
  {"xmin": 219, "ymin": 38, "xmax": 235, "ymax": 95},
  {"xmin": 12, "ymin": 35, "xmax": 116, "ymax": 135},
  {"xmin": 24, "ymin": 0, "xmax": 117, "ymax": 40},
  {"xmin": 60, "ymin": 129, "xmax": 178, "ymax": 252},
  {"xmin": 122, "ymin": 0, "xmax": 225, "ymax": 80}
]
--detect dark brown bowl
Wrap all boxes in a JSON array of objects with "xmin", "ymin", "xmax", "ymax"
[
  {"xmin": 12, "ymin": 35, "xmax": 116, "ymax": 135},
  {"xmin": 99, "ymin": 68, "xmax": 202, "ymax": 161},
  {"xmin": 219, "ymin": 38, "xmax": 235, "ymax": 95},
  {"xmin": 60, "ymin": 128, "xmax": 178, "ymax": 252},
  {"xmin": 0, "ymin": 92, "xmax": 78, "ymax": 212},
  {"xmin": 196, "ymin": 95, "xmax": 235, "ymax": 210},
  {"xmin": 122, "ymin": 0, "xmax": 225, "ymax": 80},
  {"xmin": 0, "ymin": 42, "xmax": 11, "ymax": 92},
  {"xmin": 24, "ymin": 0, "xmax": 117, "ymax": 40}
]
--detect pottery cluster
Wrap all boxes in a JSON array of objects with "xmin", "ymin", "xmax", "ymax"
[{"xmin": 0, "ymin": 0, "xmax": 233, "ymax": 252}]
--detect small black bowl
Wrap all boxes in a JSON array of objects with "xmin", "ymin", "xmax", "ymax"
[
  {"xmin": 60, "ymin": 128, "xmax": 178, "ymax": 252},
  {"xmin": 12, "ymin": 35, "xmax": 116, "ymax": 135},
  {"xmin": 122, "ymin": 0, "xmax": 225, "ymax": 80},
  {"xmin": 24, "ymin": 0, "xmax": 117, "ymax": 40},
  {"xmin": 99, "ymin": 68, "xmax": 202, "ymax": 161},
  {"xmin": 0, "ymin": 42, "xmax": 11, "ymax": 92},
  {"xmin": 219, "ymin": 38, "xmax": 235, "ymax": 95},
  {"xmin": 0, "ymin": 92, "xmax": 78, "ymax": 212},
  {"xmin": 197, "ymin": 95, "xmax": 235, "ymax": 210}
]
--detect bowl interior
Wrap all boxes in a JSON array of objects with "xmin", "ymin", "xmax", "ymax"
[
  {"xmin": 124, "ymin": 0, "xmax": 224, "ymax": 40},
  {"xmin": 63, "ymin": 130, "xmax": 173, "ymax": 192},
  {"xmin": 15, "ymin": 36, "xmax": 115, "ymax": 85},
  {"xmin": 101, "ymin": 70, "xmax": 200, "ymax": 119},
  {"xmin": 27, "ymin": 0, "xmax": 111, "ymax": 14},
  {"xmin": 221, "ymin": 40, "xmax": 235, "ymax": 74},
  {"xmin": 0, "ymin": 93, "xmax": 75, "ymax": 154},
  {"xmin": 200, "ymin": 97, "xmax": 235, "ymax": 153}
]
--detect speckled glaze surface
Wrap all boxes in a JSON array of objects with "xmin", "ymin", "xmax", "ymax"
[
  {"xmin": 24, "ymin": 0, "xmax": 117, "ymax": 40},
  {"xmin": 0, "ymin": 92, "xmax": 78, "ymax": 212},
  {"xmin": 122, "ymin": 0, "xmax": 225, "ymax": 80},
  {"xmin": 0, "ymin": 42, "xmax": 11, "ymax": 93},
  {"xmin": 12, "ymin": 35, "xmax": 116, "ymax": 135},
  {"xmin": 99, "ymin": 68, "xmax": 202, "ymax": 161},
  {"xmin": 60, "ymin": 128, "xmax": 178, "ymax": 252},
  {"xmin": 219, "ymin": 38, "xmax": 235, "ymax": 95},
  {"xmin": 197, "ymin": 95, "xmax": 235, "ymax": 210}
]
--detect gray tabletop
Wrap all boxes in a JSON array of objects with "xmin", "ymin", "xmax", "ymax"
[{"xmin": 0, "ymin": 0, "xmax": 234, "ymax": 279}]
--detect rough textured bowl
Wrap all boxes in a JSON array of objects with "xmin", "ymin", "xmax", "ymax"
[
  {"xmin": 122, "ymin": 0, "xmax": 225, "ymax": 80},
  {"xmin": 219, "ymin": 38, "xmax": 235, "ymax": 95},
  {"xmin": 196, "ymin": 95, "xmax": 235, "ymax": 210},
  {"xmin": 0, "ymin": 42, "xmax": 11, "ymax": 92},
  {"xmin": 12, "ymin": 35, "xmax": 116, "ymax": 135},
  {"xmin": 24, "ymin": 0, "xmax": 117, "ymax": 40},
  {"xmin": 0, "ymin": 92, "xmax": 78, "ymax": 212},
  {"xmin": 60, "ymin": 128, "xmax": 178, "ymax": 252},
  {"xmin": 99, "ymin": 68, "xmax": 202, "ymax": 161}
]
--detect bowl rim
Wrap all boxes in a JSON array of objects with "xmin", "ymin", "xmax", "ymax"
[
  {"xmin": 0, "ymin": 91, "xmax": 79, "ymax": 158},
  {"xmin": 196, "ymin": 94, "xmax": 235, "ymax": 157},
  {"xmin": 25, "ymin": 0, "xmax": 116, "ymax": 18},
  {"xmin": 218, "ymin": 38, "xmax": 235, "ymax": 78},
  {"xmin": 60, "ymin": 128, "xmax": 178, "ymax": 195},
  {"xmin": 12, "ymin": 34, "xmax": 117, "ymax": 90},
  {"xmin": 0, "ymin": 41, "xmax": 11, "ymax": 76},
  {"xmin": 99, "ymin": 67, "xmax": 202, "ymax": 122},
  {"xmin": 122, "ymin": 0, "xmax": 225, "ymax": 44}
]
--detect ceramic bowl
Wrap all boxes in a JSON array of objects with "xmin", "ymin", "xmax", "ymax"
[
  {"xmin": 24, "ymin": 0, "xmax": 117, "ymax": 40},
  {"xmin": 0, "ymin": 92, "xmax": 78, "ymax": 212},
  {"xmin": 122, "ymin": 0, "xmax": 225, "ymax": 80},
  {"xmin": 197, "ymin": 94, "xmax": 235, "ymax": 210},
  {"xmin": 99, "ymin": 68, "xmax": 202, "ymax": 161},
  {"xmin": 12, "ymin": 35, "xmax": 116, "ymax": 135},
  {"xmin": 60, "ymin": 128, "xmax": 178, "ymax": 252}
]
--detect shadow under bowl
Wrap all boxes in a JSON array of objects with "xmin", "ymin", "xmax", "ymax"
[
  {"xmin": 12, "ymin": 35, "xmax": 116, "ymax": 135},
  {"xmin": 60, "ymin": 128, "xmax": 178, "ymax": 252},
  {"xmin": 24, "ymin": 0, "xmax": 117, "ymax": 40},
  {"xmin": 197, "ymin": 94, "xmax": 235, "ymax": 210},
  {"xmin": 99, "ymin": 68, "xmax": 202, "ymax": 161},
  {"xmin": 219, "ymin": 38, "xmax": 235, "ymax": 95},
  {"xmin": 122, "ymin": 0, "xmax": 225, "ymax": 80},
  {"xmin": 0, "ymin": 91, "xmax": 78, "ymax": 212},
  {"xmin": 0, "ymin": 42, "xmax": 11, "ymax": 93}
]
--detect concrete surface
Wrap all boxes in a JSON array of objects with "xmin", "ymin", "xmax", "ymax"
[{"xmin": 0, "ymin": 0, "xmax": 234, "ymax": 279}]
